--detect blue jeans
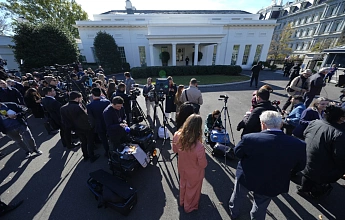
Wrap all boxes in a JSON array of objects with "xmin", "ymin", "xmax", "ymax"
[
  {"xmin": 229, "ymin": 178, "xmax": 272, "ymax": 220},
  {"xmin": 6, "ymin": 125, "xmax": 37, "ymax": 153}
]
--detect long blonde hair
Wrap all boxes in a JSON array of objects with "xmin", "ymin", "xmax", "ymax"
[
  {"xmin": 178, "ymin": 114, "xmax": 202, "ymax": 151},
  {"xmin": 175, "ymin": 85, "xmax": 184, "ymax": 104}
]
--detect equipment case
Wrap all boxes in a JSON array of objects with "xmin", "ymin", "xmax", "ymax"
[{"xmin": 87, "ymin": 169, "xmax": 137, "ymax": 216}]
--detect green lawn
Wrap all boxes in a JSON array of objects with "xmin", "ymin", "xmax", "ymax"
[{"xmin": 135, "ymin": 75, "xmax": 249, "ymax": 86}]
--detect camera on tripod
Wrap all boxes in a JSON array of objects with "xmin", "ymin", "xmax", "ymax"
[
  {"xmin": 130, "ymin": 84, "xmax": 141, "ymax": 100},
  {"xmin": 219, "ymin": 94, "xmax": 229, "ymax": 102},
  {"xmin": 152, "ymin": 78, "xmax": 169, "ymax": 102}
]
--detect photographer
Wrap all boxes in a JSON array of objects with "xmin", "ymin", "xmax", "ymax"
[
  {"xmin": 282, "ymin": 69, "xmax": 311, "ymax": 115},
  {"xmin": 103, "ymin": 96, "xmax": 128, "ymax": 152},
  {"xmin": 70, "ymin": 73, "xmax": 88, "ymax": 101},
  {"xmin": 143, "ymin": 77, "xmax": 155, "ymax": 118},
  {"xmin": 112, "ymin": 83, "xmax": 131, "ymax": 118},
  {"xmin": 45, "ymin": 76, "xmax": 66, "ymax": 104},
  {"xmin": 124, "ymin": 72, "xmax": 135, "ymax": 95}
]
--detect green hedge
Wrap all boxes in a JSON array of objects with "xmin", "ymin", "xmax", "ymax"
[{"xmin": 130, "ymin": 65, "xmax": 242, "ymax": 78}]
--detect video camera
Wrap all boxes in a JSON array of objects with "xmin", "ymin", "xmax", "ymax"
[
  {"xmin": 130, "ymin": 84, "xmax": 141, "ymax": 100},
  {"xmin": 149, "ymin": 78, "xmax": 169, "ymax": 102}
]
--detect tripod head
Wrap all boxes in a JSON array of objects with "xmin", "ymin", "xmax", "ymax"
[{"xmin": 218, "ymin": 95, "xmax": 229, "ymax": 103}]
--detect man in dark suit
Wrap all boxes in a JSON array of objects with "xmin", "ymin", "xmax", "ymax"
[
  {"xmin": 103, "ymin": 96, "xmax": 128, "ymax": 152},
  {"xmin": 112, "ymin": 83, "xmax": 131, "ymax": 119},
  {"xmin": 41, "ymin": 87, "xmax": 71, "ymax": 148},
  {"xmin": 229, "ymin": 111, "xmax": 306, "ymax": 220},
  {"xmin": 304, "ymin": 67, "xmax": 328, "ymax": 108},
  {"xmin": 61, "ymin": 91, "xmax": 99, "ymax": 162},
  {"xmin": 250, "ymin": 62, "xmax": 263, "ymax": 88},
  {"xmin": 86, "ymin": 88, "xmax": 111, "ymax": 156}
]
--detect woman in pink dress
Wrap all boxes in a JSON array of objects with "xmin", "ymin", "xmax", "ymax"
[{"xmin": 173, "ymin": 114, "xmax": 208, "ymax": 213}]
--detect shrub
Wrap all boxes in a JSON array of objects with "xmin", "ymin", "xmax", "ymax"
[{"xmin": 130, "ymin": 65, "xmax": 242, "ymax": 78}]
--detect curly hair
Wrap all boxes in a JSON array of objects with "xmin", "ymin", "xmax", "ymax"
[{"xmin": 178, "ymin": 114, "xmax": 203, "ymax": 151}]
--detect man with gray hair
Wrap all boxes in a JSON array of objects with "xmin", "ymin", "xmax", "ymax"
[
  {"xmin": 304, "ymin": 67, "xmax": 328, "ymax": 108},
  {"xmin": 229, "ymin": 111, "xmax": 306, "ymax": 220}
]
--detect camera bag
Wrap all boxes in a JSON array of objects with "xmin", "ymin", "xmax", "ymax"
[
  {"xmin": 212, "ymin": 143, "xmax": 236, "ymax": 160},
  {"xmin": 87, "ymin": 169, "xmax": 137, "ymax": 216},
  {"xmin": 132, "ymin": 133, "xmax": 156, "ymax": 154},
  {"xmin": 130, "ymin": 124, "xmax": 152, "ymax": 137}
]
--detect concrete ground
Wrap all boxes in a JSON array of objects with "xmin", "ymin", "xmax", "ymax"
[{"xmin": 1, "ymin": 70, "xmax": 345, "ymax": 220}]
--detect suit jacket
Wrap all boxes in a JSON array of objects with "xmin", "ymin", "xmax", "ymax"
[
  {"xmin": 306, "ymin": 73, "xmax": 326, "ymax": 96},
  {"xmin": 86, "ymin": 98, "xmax": 110, "ymax": 133},
  {"xmin": 60, "ymin": 101, "xmax": 91, "ymax": 131},
  {"xmin": 235, "ymin": 130, "xmax": 306, "ymax": 197},
  {"xmin": 41, "ymin": 96, "xmax": 63, "ymax": 127},
  {"xmin": 0, "ymin": 87, "xmax": 25, "ymax": 105}
]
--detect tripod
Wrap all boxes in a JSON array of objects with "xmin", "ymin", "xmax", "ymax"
[
  {"xmin": 153, "ymin": 96, "xmax": 169, "ymax": 146},
  {"xmin": 213, "ymin": 95, "xmax": 236, "ymax": 165},
  {"xmin": 131, "ymin": 99, "xmax": 149, "ymax": 127}
]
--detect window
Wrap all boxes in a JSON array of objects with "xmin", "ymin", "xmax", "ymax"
[
  {"xmin": 91, "ymin": 47, "xmax": 99, "ymax": 63},
  {"xmin": 242, "ymin": 45, "xmax": 251, "ymax": 65},
  {"xmin": 176, "ymin": 48, "xmax": 184, "ymax": 61},
  {"xmin": 314, "ymin": 14, "xmax": 319, "ymax": 21},
  {"xmin": 253, "ymin": 44, "xmax": 263, "ymax": 63},
  {"xmin": 138, "ymin": 46, "xmax": 146, "ymax": 67},
  {"xmin": 335, "ymin": 21, "xmax": 342, "ymax": 32},
  {"xmin": 302, "ymin": 29, "xmax": 307, "ymax": 37},
  {"xmin": 231, "ymin": 45, "xmax": 240, "ymax": 65},
  {"xmin": 118, "ymin": 47, "xmax": 127, "ymax": 63},
  {"xmin": 212, "ymin": 45, "xmax": 217, "ymax": 65},
  {"xmin": 307, "ymin": 16, "xmax": 312, "ymax": 23},
  {"xmin": 300, "ymin": 18, "xmax": 305, "ymax": 25}
]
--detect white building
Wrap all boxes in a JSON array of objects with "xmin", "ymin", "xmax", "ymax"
[
  {"xmin": 258, "ymin": 0, "xmax": 345, "ymax": 58},
  {"xmin": 0, "ymin": 35, "xmax": 19, "ymax": 71},
  {"xmin": 76, "ymin": 0, "xmax": 276, "ymax": 69}
]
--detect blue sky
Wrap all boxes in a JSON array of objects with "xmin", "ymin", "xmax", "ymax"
[{"xmin": 0, "ymin": 0, "xmax": 275, "ymax": 20}]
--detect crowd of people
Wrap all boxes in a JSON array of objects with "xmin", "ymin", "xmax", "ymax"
[{"xmin": 1, "ymin": 63, "xmax": 345, "ymax": 219}]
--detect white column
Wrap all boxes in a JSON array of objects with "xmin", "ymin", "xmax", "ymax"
[
  {"xmin": 149, "ymin": 44, "xmax": 154, "ymax": 66},
  {"xmin": 215, "ymin": 43, "xmax": 222, "ymax": 65},
  {"xmin": 194, "ymin": 43, "xmax": 199, "ymax": 66},
  {"xmin": 172, "ymin": 43, "xmax": 177, "ymax": 66}
]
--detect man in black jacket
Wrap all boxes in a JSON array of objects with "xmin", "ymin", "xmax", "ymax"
[
  {"xmin": 250, "ymin": 62, "xmax": 263, "ymax": 88},
  {"xmin": 103, "ymin": 96, "xmax": 128, "ymax": 152},
  {"xmin": 0, "ymin": 102, "xmax": 42, "ymax": 158},
  {"xmin": 304, "ymin": 68, "xmax": 328, "ymax": 108},
  {"xmin": 60, "ymin": 92, "xmax": 99, "ymax": 162},
  {"xmin": 41, "ymin": 87, "xmax": 71, "ymax": 148},
  {"xmin": 112, "ymin": 83, "xmax": 131, "ymax": 118},
  {"xmin": 241, "ymin": 88, "xmax": 277, "ymax": 137},
  {"xmin": 0, "ymin": 79, "xmax": 25, "ymax": 105},
  {"xmin": 86, "ymin": 88, "xmax": 111, "ymax": 156}
]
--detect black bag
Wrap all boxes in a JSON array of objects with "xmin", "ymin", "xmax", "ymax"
[
  {"xmin": 130, "ymin": 124, "xmax": 152, "ymax": 137},
  {"xmin": 212, "ymin": 143, "xmax": 236, "ymax": 160},
  {"xmin": 109, "ymin": 150, "xmax": 140, "ymax": 174},
  {"xmin": 131, "ymin": 133, "xmax": 156, "ymax": 154},
  {"xmin": 87, "ymin": 169, "xmax": 137, "ymax": 216},
  {"xmin": 184, "ymin": 90, "xmax": 200, "ymax": 112}
]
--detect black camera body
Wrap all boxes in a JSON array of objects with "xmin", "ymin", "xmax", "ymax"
[{"xmin": 130, "ymin": 84, "xmax": 141, "ymax": 100}]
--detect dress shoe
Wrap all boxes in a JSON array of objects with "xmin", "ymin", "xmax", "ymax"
[{"xmin": 90, "ymin": 154, "xmax": 100, "ymax": 163}]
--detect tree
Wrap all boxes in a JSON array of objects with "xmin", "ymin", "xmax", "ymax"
[
  {"xmin": 310, "ymin": 38, "xmax": 333, "ymax": 52},
  {"xmin": 12, "ymin": 22, "xmax": 79, "ymax": 72},
  {"xmin": 0, "ymin": 0, "xmax": 88, "ymax": 37},
  {"xmin": 93, "ymin": 31, "xmax": 122, "ymax": 73},
  {"xmin": 0, "ymin": 12, "xmax": 11, "ymax": 35},
  {"xmin": 268, "ymin": 23, "xmax": 293, "ymax": 60}
]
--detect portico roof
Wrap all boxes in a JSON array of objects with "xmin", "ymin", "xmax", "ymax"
[{"xmin": 101, "ymin": 10, "xmax": 251, "ymax": 15}]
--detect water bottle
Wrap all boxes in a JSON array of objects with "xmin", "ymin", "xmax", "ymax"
[{"xmin": 125, "ymin": 126, "xmax": 131, "ymax": 133}]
